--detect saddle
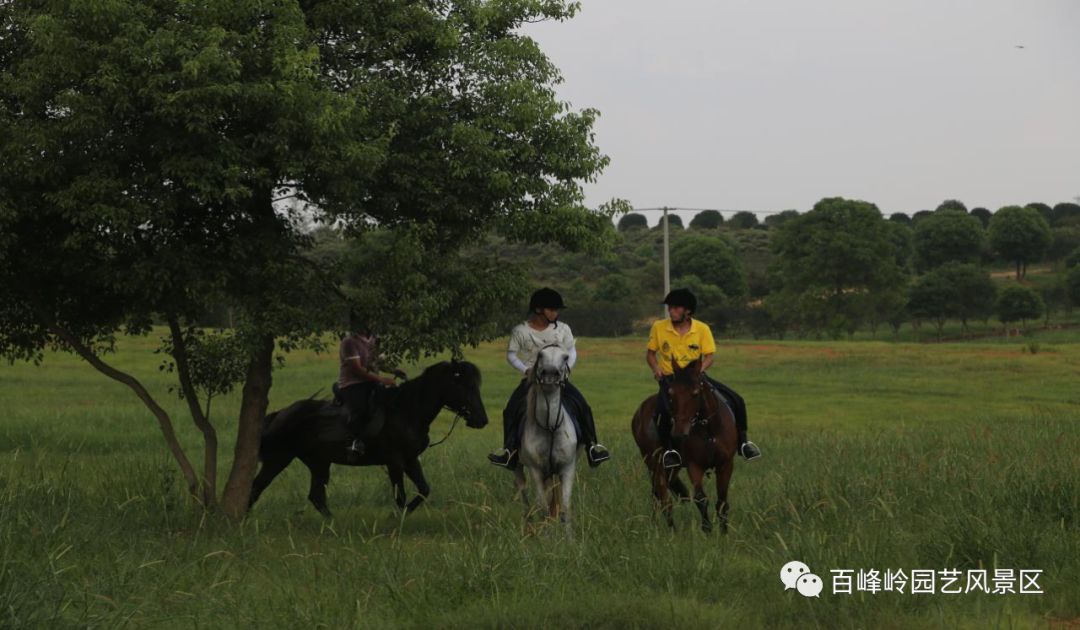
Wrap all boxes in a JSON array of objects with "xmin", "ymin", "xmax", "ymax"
[{"xmin": 331, "ymin": 382, "xmax": 390, "ymax": 437}]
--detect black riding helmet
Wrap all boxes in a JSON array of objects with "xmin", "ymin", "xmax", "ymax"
[
  {"xmin": 529, "ymin": 287, "xmax": 567, "ymax": 311},
  {"xmin": 662, "ymin": 288, "xmax": 697, "ymax": 312}
]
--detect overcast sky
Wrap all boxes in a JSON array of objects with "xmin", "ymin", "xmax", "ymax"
[{"xmin": 524, "ymin": 0, "xmax": 1080, "ymax": 222}]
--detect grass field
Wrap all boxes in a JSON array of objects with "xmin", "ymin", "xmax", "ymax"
[{"xmin": 2, "ymin": 332, "xmax": 1079, "ymax": 628}]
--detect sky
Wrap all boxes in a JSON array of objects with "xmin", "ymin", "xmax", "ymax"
[{"xmin": 524, "ymin": 0, "xmax": 1080, "ymax": 223}]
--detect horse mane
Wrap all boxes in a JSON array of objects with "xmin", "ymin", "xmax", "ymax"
[{"xmin": 381, "ymin": 360, "xmax": 481, "ymax": 411}]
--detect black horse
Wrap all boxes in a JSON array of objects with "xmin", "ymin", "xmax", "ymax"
[{"xmin": 249, "ymin": 360, "xmax": 488, "ymax": 516}]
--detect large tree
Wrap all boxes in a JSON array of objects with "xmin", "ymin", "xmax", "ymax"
[
  {"xmin": 669, "ymin": 233, "xmax": 747, "ymax": 298},
  {"xmin": 770, "ymin": 197, "xmax": 907, "ymax": 337},
  {"xmin": 988, "ymin": 206, "xmax": 1052, "ymax": 280},
  {"xmin": 0, "ymin": 0, "xmax": 617, "ymax": 518},
  {"xmin": 912, "ymin": 210, "xmax": 986, "ymax": 272}
]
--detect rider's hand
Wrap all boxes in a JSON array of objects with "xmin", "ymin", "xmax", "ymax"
[
  {"xmin": 653, "ymin": 369, "xmax": 665, "ymax": 382},
  {"xmin": 381, "ymin": 376, "xmax": 397, "ymax": 387},
  {"xmin": 523, "ymin": 367, "xmax": 533, "ymax": 382}
]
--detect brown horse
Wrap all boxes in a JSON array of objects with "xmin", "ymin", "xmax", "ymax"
[{"xmin": 631, "ymin": 359, "xmax": 738, "ymax": 533}]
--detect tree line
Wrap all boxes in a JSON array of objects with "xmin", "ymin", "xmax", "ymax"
[{"xmin": 508, "ymin": 198, "xmax": 1080, "ymax": 339}]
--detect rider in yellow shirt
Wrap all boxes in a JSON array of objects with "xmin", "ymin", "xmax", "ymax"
[{"xmin": 646, "ymin": 288, "xmax": 761, "ymax": 469}]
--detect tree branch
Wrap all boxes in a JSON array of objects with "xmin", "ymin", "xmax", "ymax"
[
  {"xmin": 48, "ymin": 325, "xmax": 201, "ymax": 500},
  {"xmin": 167, "ymin": 315, "xmax": 219, "ymax": 507}
]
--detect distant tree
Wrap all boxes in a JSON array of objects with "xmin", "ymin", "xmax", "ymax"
[
  {"xmin": 989, "ymin": 206, "xmax": 1052, "ymax": 279},
  {"xmin": 1040, "ymin": 280, "xmax": 1068, "ymax": 328},
  {"xmin": 728, "ymin": 211, "xmax": 760, "ymax": 230},
  {"xmin": 883, "ymin": 221, "xmax": 914, "ymax": 271},
  {"xmin": 969, "ymin": 207, "xmax": 992, "ymax": 228},
  {"xmin": 1049, "ymin": 227, "xmax": 1080, "ymax": 262},
  {"xmin": 1067, "ymin": 267, "xmax": 1080, "ymax": 309},
  {"xmin": 658, "ymin": 214, "xmax": 684, "ymax": 230},
  {"xmin": 912, "ymin": 210, "xmax": 986, "ymax": 271},
  {"xmin": 888, "ymin": 213, "xmax": 913, "ymax": 226},
  {"xmin": 941, "ymin": 263, "xmax": 997, "ymax": 334},
  {"xmin": 912, "ymin": 210, "xmax": 933, "ymax": 225},
  {"xmin": 996, "ymin": 286, "xmax": 1044, "ymax": 331},
  {"xmin": 594, "ymin": 273, "xmax": 635, "ymax": 302},
  {"xmin": 618, "ymin": 213, "xmax": 649, "ymax": 231},
  {"xmin": 670, "ymin": 234, "xmax": 747, "ymax": 298},
  {"xmin": 1066, "ymin": 247, "xmax": 1080, "ymax": 270},
  {"xmin": 865, "ymin": 286, "xmax": 908, "ymax": 338},
  {"xmin": 770, "ymin": 197, "xmax": 906, "ymax": 338},
  {"xmin": 689, "ymin": 210, "xmax": 724, "ymax": 229},
  {"xmin": 908, "ymin": 271, "xmax": 952, "ymax": 340},
  {"xmin": 1052, "ymin": 202, "xmax": 1080, "ymax": 226},
  {"xmin": 935, "ymin": 199, "xmax": 968, "ymax": 213},
  {"xmin": 907, "ymin": 264, "xmax": 995, "ymax": 339},
  {"xmin": 763, "ymin": 210, "xmax": 800, "ymax": 230},
  {"xmin": 1026, "ymin": 202, "xmax": 1054, "ymax": 224}
]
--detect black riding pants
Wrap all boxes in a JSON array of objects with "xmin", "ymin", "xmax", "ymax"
[
  {"xmin": 341, "ymin": 381, "xmax": 379, "ymax": 439},
  {"xmin": 501, "ymin": 378, "xmax": 600, "ymax": 450}
]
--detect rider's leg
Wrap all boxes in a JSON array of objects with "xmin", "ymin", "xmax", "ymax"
[
  {"xmin": 563, "ymin": 381, "xmax": 609, "ymax": 467},
  {"xmin": 341, "ymin": 382, "xmax": 375, "ymax": 458},
  {"xmin": 656, "ymin": 378, "xmax": 681, "ymax": 469},
  {"xmin": 703, "ymin": 376, "xmax": 761, "ymax": 460},
  {"xmin": 489, "ymin": 378, "xmax": 529, "ymax": 467}
]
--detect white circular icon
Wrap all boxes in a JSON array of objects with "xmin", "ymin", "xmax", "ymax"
[
  {"xmin": 780, "ymin": 560, "xmax": 811, "ymax": 590},
  {"xmin": 797, "ymin": 573, "xmax": 823, "ymax": 598}
]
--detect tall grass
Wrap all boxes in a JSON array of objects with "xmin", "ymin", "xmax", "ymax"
[{"xmin": 1, "ymin": 335, "xmax": 1078, "ymax": 628}]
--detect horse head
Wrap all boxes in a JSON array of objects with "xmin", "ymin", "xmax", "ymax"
[
  {"xmin": 533, "ymin": 345, "xmax": 570, "ymax": 389},
  {"xmin": 668, "ymin": 359, "xmax": 709, "ymax": 441},
  {"xmin": 437, "ymin": 360, "xmax": 489, "ymax": 428}
]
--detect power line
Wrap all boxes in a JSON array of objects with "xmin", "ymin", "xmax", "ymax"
[{"xmin": 633, "ymin": 206, "xmax": 791, "ymax": 215}]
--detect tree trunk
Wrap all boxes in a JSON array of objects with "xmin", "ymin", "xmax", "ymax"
[
  {"xmin": 49, "ymin": 326, "xmax": 200, "ymax": 498},
  {"xmin": 1015, "ymin": 260, "xmax": 1021, "ymax": 281},
  {"xmin": 167, "ymin": 317, "xmax": 219, "ymax": 507},
  {"xmin": 219, "ymin": 335, "xmax": 274, "ymax": 520}
]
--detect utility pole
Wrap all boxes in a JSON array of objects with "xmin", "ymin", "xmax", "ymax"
[{"xmin": 662, "ymin": 206, "xmax": 671, "ymax": 318}]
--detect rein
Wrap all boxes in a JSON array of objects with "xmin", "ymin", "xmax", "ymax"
[{"xmin": 531, "ymin": 347, "xmax": 569, "ymax": 474}]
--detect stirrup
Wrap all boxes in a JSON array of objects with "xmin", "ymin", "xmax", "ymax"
[
  {"xmin": 487, "ymin": 448, "xmax": 518, "ymax": 469},
  {"xmin": 346, "ymin": 438, "xmax": 365, "ymax": 462},
  {"xmin": 587, "ymin": 443, "xmax": 610, "ymax": 467},
  {"xmin": 661, "ymin": 449, "xmax": 681, "ymax": 469},
  {"xmin": 739, "ymin": 441, "xmax": 762, "ymax": 461}
]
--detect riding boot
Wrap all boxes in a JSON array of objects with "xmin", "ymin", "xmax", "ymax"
[
  {"xmin": 656, "ymin": 414, "xmax": 681, "ymax": 469},
  {"xmin": 574, "ymin": 403, "xmax": 610, "ymax": 468},
  {"xmin": 489, "ymin": 397, "xmax": 523, "ymax": 469}
]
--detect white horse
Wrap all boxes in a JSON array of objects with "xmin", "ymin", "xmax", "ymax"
[{"xmin": 514, "ymin": 345, "xmax": 579, "ymax": 527}]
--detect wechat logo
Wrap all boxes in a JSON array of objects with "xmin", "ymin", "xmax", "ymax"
[{"xmin": 781, "ymin": 560, "xmax": 823, "ymax": 598}]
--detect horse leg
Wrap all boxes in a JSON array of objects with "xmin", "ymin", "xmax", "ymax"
[
  {"xmin": 302, "ymin": 457, "xmax": 332, "ymax": 518},
  {"xmin": 403, "ymin": 458, "xmax": 430, "ymax": 513},
  {"xmin": 248, "ymin": 453, "xmax": 294, "ymax": 510},
  {"xmin": 687, "ymin": 463, "xmax": 711, "ymax": 533},
  {"xmin": 527, "ymin": 465, "xmax": 548, "ymax": 521},
  {"xmin": 715, "ymin": 458, "xmax": 734, "ymax": 534},
  {"xmin": 558, "ymin": 464, "xmax": 576, "ymax": 530},
  {"xmin": 651, "ymin": 459, "xmax": 675, "ymax": 529},
  {"xmin": 386, "ymin": 462, "xmax": 408, "ymax": 512},
  {"xmin": 513, "ymin": 465, "xmax": 529, "ymax": 507}
]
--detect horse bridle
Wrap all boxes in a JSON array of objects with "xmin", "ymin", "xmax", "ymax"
[
  {"xmin": 429, "ymin": 368, "xmax": 476, "ymax": 448},
  {"xmin": 532, "ymin": 344, "xmax": 570, "ymax": 388}
]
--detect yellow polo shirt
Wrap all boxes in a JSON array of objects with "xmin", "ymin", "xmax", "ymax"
[{"xmin": 647, "ymin": 318, "xmax": 716, "ymax": 375}]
